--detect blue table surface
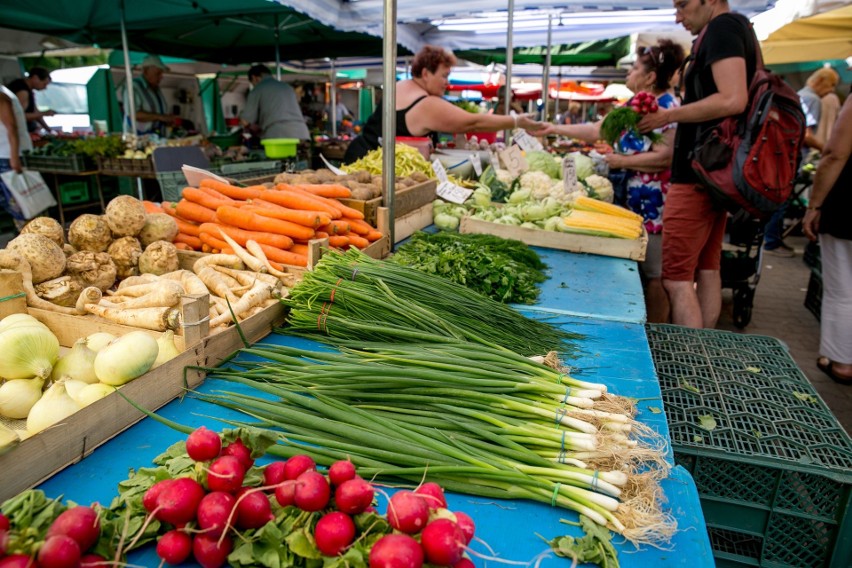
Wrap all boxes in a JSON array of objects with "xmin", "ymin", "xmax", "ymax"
[{"xmin": 36, "ymin": 247, "xmax": 711, "ymax": 566}]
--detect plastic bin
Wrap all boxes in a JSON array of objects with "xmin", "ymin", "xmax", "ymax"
[
  {"xmin": 156, "ymin": 171, "xmax": 188, "ymax": 202},
  {"xmin": 216, "ymin": 161, "xmax": 281, "ymax": 181},
  {"xmin": 647, "ymin": 324, "xmax": 852, "ymax": 568},
  {"xmin": 58, "ymin": 181, "xmax": 90, "ymax": 205},
  {"xmin": 261, "ymin": 138, "xmax": 299, "ymax": 158}
]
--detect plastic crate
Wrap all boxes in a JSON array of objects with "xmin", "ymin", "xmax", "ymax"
[
  {"xmin": 22, "ymin": 153, "xmax": 94, "ymax": 173},
  {"xmin": 58, "ymin": 181, "xmax": 90, "ymax": 205},
  {"xmin": 156, "ymin": 171, "xmax": 188, "ymax": 202},
  {"xmin": 805, "ymin": 269, "xmax": 822, "ymax": 322},
  {"xmin": 98, "ymin": 156, "xmax": 155, "ymax": 177},
  {"xmin": 647, "ymin": 324, "xmax": 852, "ymax": 568},
  {"xmin": 216, "ymin": 160, "xmax": 281, "ymax": 181}
]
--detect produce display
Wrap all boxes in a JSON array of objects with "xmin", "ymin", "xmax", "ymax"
[
  {"xmin": 0, "ymin": 426, "xmax": 487, "ymax": 567},
  {"xmin": 340, "ymin": 144, "xmax": 436, "ymax": 179},
  {"xmin": 389, "ymin": 231, "xmax": 548, "ymax": 304},
  {"xmin": 274, "ymin": 168, "xmax": 431, "ymax": 202},
  {"xmin": 159, "ymin": 178, "xmax": 384, "ymax": 264}
]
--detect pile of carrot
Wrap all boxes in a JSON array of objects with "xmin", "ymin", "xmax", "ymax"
[{"xmin": 151, "ymin": 179, "xmax": 384, "ymax": 268}]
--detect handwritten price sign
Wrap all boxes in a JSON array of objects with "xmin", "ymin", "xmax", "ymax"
[
  {"xmin": 512, "ymin": 129, "xmax": 543, "ymax": 151},
  {"xmin": 436, "ymin": 181, "xmax": 473, "ymax": 204},
  {"xmin": 499, "ymin": 145, "xmax": 528, "ymax": 178},
  {"xmin": 562, "ymin": 155, "xmax": 577, "ymax": 192}
]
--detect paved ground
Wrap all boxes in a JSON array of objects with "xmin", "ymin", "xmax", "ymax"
[{"xmin": 716, "ymin": 234, "xmax": 851, "ymax": 435}]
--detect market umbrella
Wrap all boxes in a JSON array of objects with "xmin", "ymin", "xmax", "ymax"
[
  {"xmin": 761, "ymin": 5, "xmax": 852, "ymax": 65},
  {"xmin": 457, "ymin": 38, "xmax": 631, "ymax": 67}
]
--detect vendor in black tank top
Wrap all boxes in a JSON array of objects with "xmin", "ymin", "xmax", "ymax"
[{"xmin": 343, "ymin": 45, "xmax": 544, "ymax": 164}]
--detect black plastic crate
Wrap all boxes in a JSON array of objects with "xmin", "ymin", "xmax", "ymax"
[{"xmin": 647, "ymin": 324, "xmax": 852, "ymax": 568}]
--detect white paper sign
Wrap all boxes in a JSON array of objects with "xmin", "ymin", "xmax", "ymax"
[
  {"xmin": 499, "ymin": 146, "xmax": 528, "ymax": 178},
  {"xmin": 513, "ymin": 129, "xmax": 543, "ymax": 151},
  {"xmin": 431, "ymin": 158, "xmax": 449, "ymax": 183},
  {"xmin": 436, "ymin": 181, "xmax": 473, "ymax": 204},
  {"xmin": 319, "ymin": 153, "xmax": 347, "ymax": 175},
  {"xmin": 562, "ymin": 155, "xmax": 578, "ymax": 192},
  {"xmin": 182, "ymin": 164, "xmax": 231, "ymax": 188},
  {"xmin": 470, "ymin": 152, "xmax": 483, "ymax": 177}
]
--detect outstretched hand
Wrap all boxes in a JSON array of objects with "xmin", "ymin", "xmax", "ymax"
[{"xmin": 637, "ymin": 109, "xmax": 671, "ymax": 133}]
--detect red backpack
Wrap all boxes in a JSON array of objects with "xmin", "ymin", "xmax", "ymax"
[{"xmin": 689, "ymin": 20, "xmax": 806, "ymax": 220}]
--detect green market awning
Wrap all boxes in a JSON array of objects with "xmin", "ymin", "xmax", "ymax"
[{"xmin": 457, "ymin": 37, "xmax": 631, "ymax": 67}]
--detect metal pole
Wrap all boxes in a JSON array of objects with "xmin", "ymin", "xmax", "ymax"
[
  {"xmin": 274, "ymin": 15, "xmax": 281, "ymax": 80},
  {"xmin": 542, "ymin": 15, "xmax": 553, "ymax": 123},
  {"xmin": 382, "ymin": 0, "xmax": 397, "ymax": 245},
  {"xmin": 330, "ymin": 59, "xmax": 337, "ymax": 138},
  {"xmin": 119, "ymin": 0, "xmax": 144, "ymax": 200},
  {"xmin": 504, "ymin": 0, "xmax": 514, "ymax": 143}
]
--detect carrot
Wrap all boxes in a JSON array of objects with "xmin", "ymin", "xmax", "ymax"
[
  {"xmin": 295, "ymin": 183, "xmax": 352, "ymax": 199},
  {"xmin": 320, "ymin": 220, "xmax": 351, "ymax": 235},
  {"xmin": 314, "ymin": 231, "xmax": 330, "ymax": 240},
  {"xmin": 283, "ymin": 184, "xmax": 365, "ymax": 220},
  {"xmin": 173, "ymin": 242, "xmax": 192, "ymax": 251},
  {"xmin": 255, "ymin": 243, "xmax": 308, "ymax": 267},
  {"xmin": 365, "ymin": 229, "xmax": 383, "ymax": 242},
  {"xmin": 161, "ymin": 201, "xmax": 179, "ymax": 217},
  {"xmin": 264, "ymin": 188, "xmax": 342, "ymax": 219},
  {"xmin": 174, "ymin": 217, "xmax": 201, "ymax": 237},
  {"xmin": 183, "ymin": 187, "xmax": 236, "ymax": 211},
  {"xmin": 346, "ymin": 218, "xmax": 374, "ymax": 236},
  {"xmin": 198, "ymin": 222, "xmax": 293, "ymax": 250},
  {"xmin": 289, "ymin": 243, "xmax": 309, "ymax": 256},
  {"xmin": 197, "ymin": 185, "xmax": 237, "ymax": 202},
  {"xmin": 201, "ymin": 179, "xmax": 263, "ymax": 201},
  {"xmin": 242, "ymin": 204, "xmax": 332, "ymax": 229},
  {"xmin": 143, "ymin": 200, "xmax": 163, "ymax": 214},
  {"xmin": 198, "ymin": 232, "xmax": 234, "ymax": 254},
  {"xmin": 173, "ymin": 233, "xmax": 203, "ymax": 250},
  {"xmin": 327, "ymin": 235, "xmax": 350, "ymax": 248},
  {"xmin": 176, "ymin": 199, "xmax": 217, "ymax": 224},
  {"xmin": 216, "ymin": 205, "xmax": 315, "ymax": 241},
  {"xmin": 347, "ymin": 234, "xmax": 370, "ymax": 249}
]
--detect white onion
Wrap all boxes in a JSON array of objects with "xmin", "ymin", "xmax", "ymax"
[
  {"xmin": 153, "ymin": 330, "xmax": 181, "ymax": 369},
  {"xmin": 94, "ymin": 332, "xmax": 159, "ymax": 386},
  {"xmin": 76, "ymin": 383, "xmax": 117, "ymax": 407},
  {"xmin": 0, "ymin": 323, "xmax": 59, "ymax": 380},
  {"xmin": 51, "ymin": 339, "xmax": 98, "ymax": 384},
  {"xmin": 0, "ymin": 377, "xmax": 44, "ymax": 419},
  {"xmin": 85, "ymin": 332, "xmax": 117, "ymax": 352},
  {"xmin": 27, "ymin": 379, "xmax": 81, "ymax": 435}
]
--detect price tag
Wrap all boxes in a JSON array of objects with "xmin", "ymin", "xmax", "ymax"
[
  {"xmin": 490, "ymin": 150, "xmax": 500, "ymax": 170},
  {"xmin": 436, "ymin": 181, "xmax": 473, "ymax": 204},
  {"xmin": 431, "ymin": 158, "xmax": 449, "ymax": 183},
  {"xmin": 319, "ymin": 153, "xmax": 347, "ymax": 176},
  {"xmin": 562, "ymin": 155, "xmax": 578, "ymax": 192},
  {"xmin": 499, "ymin": 145, "xmax": 528, "ymax": 178},
  {"xmin": 470, "ymin": 152, "xmax": 483, "ymax": 177},
  {"xmin": 513, "ymin": 129, "xmax": 543, "ymax": 151}
]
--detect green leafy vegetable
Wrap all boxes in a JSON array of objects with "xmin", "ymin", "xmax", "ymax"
[
  {"xmin": 599, "ymin": 107, "xmax": 662, "ymax": 147},
  {"xmin": 698, "ymin": 414, "xmax": 717, "ymax": 431},
  {"xmin": 545, "ymin": 515, "xmax": 620, "ymax": 567},
  {"xmin": 792, "ymin": 391, "xmax": 818, "ymax": 404}
]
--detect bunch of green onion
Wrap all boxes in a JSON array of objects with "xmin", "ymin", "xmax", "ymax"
[{"xmin": 281, "ymin": 248, "xmax": 580, "ymax": 357}]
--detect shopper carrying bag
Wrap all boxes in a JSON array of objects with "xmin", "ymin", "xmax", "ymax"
[{"xmin": 0, "ymin": 169, "xmax": 56, "ymax": 220}]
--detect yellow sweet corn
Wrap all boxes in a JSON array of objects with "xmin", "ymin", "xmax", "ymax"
[
  {"xmin": 563, "ymin": 210, "xmax": 643, "ymax": 239},
  {"xmin": 572, "ymin": 195, "xmax": 644, "ymax": 223}
]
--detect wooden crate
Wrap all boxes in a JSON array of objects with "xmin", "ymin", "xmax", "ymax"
[
  {"xmin": 0, "ymin": 272, "xmax": 286, "ymax": 501},
  {"xmin": 459, "ymin": 216, "xmax": 648, "ymax": 261},
  {"xmin": 337, "ymin": 179, "xmax": 437, "ymax": 227}
]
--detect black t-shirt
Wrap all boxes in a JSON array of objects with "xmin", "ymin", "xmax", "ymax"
[
  {"xmin": 4, "ymin": 78, "xmax": 38, "ymax": 133},
  {"xmin": 818, "ymin": 87, "xmax": 852, "ymax": 241},
  {"xmin": 671, "ymin": 13, "xmax": 757, "ymax": 183}
]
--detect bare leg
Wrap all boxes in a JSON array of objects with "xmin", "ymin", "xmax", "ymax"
[
  {"xmin": 663, "ymin": 279, "xmax": 703, "ymax": 328},
  {"xmin": 696, "ymin": 269, "xmax": 722, "ymax": 328},
  {"xmin": 645, "ymin": 277, "xmax": 670, "ymax": 323}
]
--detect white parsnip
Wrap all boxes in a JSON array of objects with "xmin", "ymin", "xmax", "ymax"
[
  {"xmin": 216, "ymin": 229, "xmax": 267, "ymax": 273},
  {"xmin": 85, "ymin": 304, "xmax": 182, "ymax": 331},
  {"xmin": 118, "ymin": 274, "xmax": 159, "ymax": 289},
  {"xmin": 160, "ymin": 270, "xmax": 208, "ymax": 296},
  {"xmin": 244, "ymin": 240, "xmax": 295, "ymax": 285},
  {"xmin": 209, "ymin": 281, "xmax": 272, "ymax": 327},
  {"xmin": 192, "ymin": 253, "xmax": 244, "ymax": 273},
  {"xmin": 195, "ymin": 266, "xmax": 240, "ymax": 302}
]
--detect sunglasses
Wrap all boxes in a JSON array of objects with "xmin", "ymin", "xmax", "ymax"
[{"xmin": 643, "ymin": 46, "xmax": 664, "ymax": 66}]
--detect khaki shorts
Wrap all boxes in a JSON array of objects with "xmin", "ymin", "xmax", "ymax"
[{"xmin": 661, "ymin": 183, "xmax": 727, "ymax": 281}]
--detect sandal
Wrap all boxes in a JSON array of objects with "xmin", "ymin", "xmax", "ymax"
[{"xmin": 816, "ymin": 357, "xmax": 852, "ymax": 386}]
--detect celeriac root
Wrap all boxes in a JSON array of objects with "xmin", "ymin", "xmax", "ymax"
[{"xmin": 0, "ymin": 251, "xmax": 89, "ymax": 315}]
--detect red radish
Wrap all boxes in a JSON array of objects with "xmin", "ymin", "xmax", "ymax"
[
  {"xmin": 387, "ymin": 491, "xmax": 430, "ymax": 534},
  {"xmin": 156, "ymin": 477, "xmax": 206, "ymax": 525},
  {"xmin": 328, "ymin": 460, "xmax": 357, "ymax": 486},
  {"xmin": 192, "ymin": 533, "xmax": 233, "ymax": 568},
  {"xmin": 206, "ymin": 455, "xmax": 246, "ymax": 493},
  {"xmin": 274, "ymin": 481, "xmax": 296, "ymax": 507},
  {"xmin": 221, "ymin": 438, "xmax": 253, "ymax": 470},
  {"xmin": 186, "ymin": 426, "xmax": 222, "ymax": 462},
  {"xmin": 314, "ymin": 511, "xmax": 356, "ymax": 556},
  {"xmin": 368, "ymin": 534, "xmax": 424, "ymax": 568},
  {"xmin": 156, "ymin": 530, "xmax": 193, "ymax": 565},
  {"xmin": 454, "ymin": 559, "xmax": 475, "ymax": 568},
  {"xmin": 80, "ymin": 553, "xmax": 107, "ymax": 567},
  {"xmin": 294, "ymin": 470, "xmax": 330, "ymax": 512},
  {"xmin": 0, "ymin": 555, "xmax": 36, "ymax": 567},
  {"xmin": 0, "ymin": 529, "xmax": 7, "ymax": 554},
  {"xmin": 421, "ymin": 519, "xmax": 466, "ymax": 566},
  {"xmin": 46, "ymin": 506, "xmax": 101, "ymax": 552},
  {"xmin": 143, "ymin": 478, "xmax": 176, "ymax": 512},
  {"xmin": 414, "ymin": 482, "xmax": 447, "ymax": 510},
  {"xmin": 283, "ymin": 454, "xmax": 316, "ymax": 480},
  {"xmin": 263, "ymin": 461, "xmax": 287, "ymax": 488},
  {"xmin": 453, "ymin": 511, "xmax": 475, "ymax": 544},
  {"xmin": 0, "ymin": 513, "xmax": 8, "ymax": 530},
  {"xmin": 196, "ymin": 491, "xmax": 236, "ymax": 538},
  {"xmin": 235, "ymin": 488, "xmax": 274, "ymax": 529},
  {"xmin": 37, "ymin": 534, "xmax": 81, "ymax": 568},
  {"xmin": 334, "ymin": 477, "xmax": 374, "ymax": 515}
]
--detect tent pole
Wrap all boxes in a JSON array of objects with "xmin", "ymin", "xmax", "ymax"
[
  {"xmin": 504, "ymin": 0, "xmax": 514, "ymax": 144},
  {"xmin": 274, "ymin": 15, "xmax": 281, "ymax": 80},
  {"xmin": 330, "ymin": 59, "xmax": 337, "ymax": 138},
  {"xmin": 119, "ymin": 0, "xmax": 143, "ymax": 200},
  {"xmin": 542, "ymin": 14, "xmax": 553, "ymax": 123},
  {"xmin": 382, "ymin": 0, "xmax": 397, "ymax": 246}
]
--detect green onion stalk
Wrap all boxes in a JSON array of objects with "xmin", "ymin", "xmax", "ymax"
[{"xmin": 279, "ymin": 248, "xmax": 581, "ymax": 357}]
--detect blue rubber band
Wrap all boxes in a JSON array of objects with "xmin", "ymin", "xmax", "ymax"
[
  {"xmin": 551, "ymin": 483, "xmax": 562, "ymax": 506},
  {"xmin": 557, "ymin": 450, "xmax": 566, "ymax": 464},
  {"xmin": 562, "ymin": 387, "xmax": 571, "ymax": 404},
  {"xmin": 560, "ymin": 431, "xmax": 566, "ymax": 452},
  {"xmin": 555, "ymin": 373, "xmax": 564, "ymax": 385},
  {"xmin": 592, "ymin": 470, "xmax": 600, "ymax": 491},
  {"xmin": 555, "ymin": 407, "xmax": 567, "ymax": 426}
]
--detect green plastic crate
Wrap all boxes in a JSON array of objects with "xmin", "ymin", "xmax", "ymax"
[
  {"xmin": 58, "ymin": 181, "xmax": 90, "ymax": 205},
  {"xmin": 156, "ymin": 171, "xmax": 188, "ymax": 202},
  {"xmin": 216, "ymin": 160, "xmax": 281, "ymax": 181},
  {"xmin": 647, "ymin": 324, "xmax": 852, "ymax": 568}
]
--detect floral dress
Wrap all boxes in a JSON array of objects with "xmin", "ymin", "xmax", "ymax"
[{"xmin": 615, "ymin": 92, "xmax": 678, "ymax": 234}]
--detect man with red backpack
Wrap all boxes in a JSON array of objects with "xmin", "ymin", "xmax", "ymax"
[{"xmin": 638, "ymin": 0, "xmax": 756, "ymax": 328}]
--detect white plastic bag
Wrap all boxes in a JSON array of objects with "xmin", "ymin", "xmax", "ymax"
[{"xmin": 0, "ymin": 169, "xmax": 57, "ymax": 220}]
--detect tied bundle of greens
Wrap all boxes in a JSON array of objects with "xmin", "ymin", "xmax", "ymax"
[
  {"xmin": 599, "ymin": 107, "xmax": 663, "ymax": 148},
  {"xmin": 280, "ymin": 247, "xmax": 579, "ymax": 356},
  {"xmin": 389, "ymin": 232, "xmax": 548, "ymax": 304}
]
